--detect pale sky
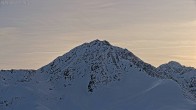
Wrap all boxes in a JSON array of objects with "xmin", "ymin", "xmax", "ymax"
[{"xmin": 0, "ymin": 0, "xmax": 196, "ymax": 69}]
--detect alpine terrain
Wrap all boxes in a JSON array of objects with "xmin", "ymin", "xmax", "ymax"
[{"xmin": 0, "ymin": 40, "xmax": 196, "ymax": 110}]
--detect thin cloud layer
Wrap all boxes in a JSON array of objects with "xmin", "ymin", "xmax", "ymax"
[{"xmin": 0, "ymin": 0, "xmax": 195, "ymax": 69}]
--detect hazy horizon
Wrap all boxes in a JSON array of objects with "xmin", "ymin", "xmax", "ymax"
[{"xmin": 0, "ymin": 0, "xmax": 196, "ymax": 69}]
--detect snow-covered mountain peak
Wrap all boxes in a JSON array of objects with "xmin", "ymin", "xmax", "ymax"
[
  {"xmin": 157, "ymin": 61, "xmax": 195, "ymax": 76},
  {"xmin": 37, "ymin": 40, "xmax": 159, "ymax": 92},
  {"xmin": 87, "ymin": 39, "xmax": 111, "ymax": 46},
  {"xmin": 156, "ymin": 61, "xmax": 196, "ymax": 102},
  {"xmin": 167, "ymin": 61, "xmax": 182, "ymax": 68},
  {"xmin": 39, "ymin": 39, "xmax": 138, "ymax": 73},
  {"xmin": 1, "ymin": 40, "xmax": 196, "ymax": 110}
]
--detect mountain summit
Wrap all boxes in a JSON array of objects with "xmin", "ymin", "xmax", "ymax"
[
  {"xmin": 37, "ymin": 39, "xmax": 161, "ymax": 92},
  {"xmin": 0, "ymin": 40, "xmax": 196, "ymax": 110}
]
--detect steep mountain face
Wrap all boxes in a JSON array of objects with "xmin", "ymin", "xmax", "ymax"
[
  {"xmin": 0, "ymin": 40, "xmax": 196, "ymax": 110},
  {"xmin": 37, "ymin": 40, "xmax": 159, "ymax": 92}
]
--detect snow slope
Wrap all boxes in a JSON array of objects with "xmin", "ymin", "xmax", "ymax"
[
  {"xmin": 157, "ymin": 61, "xmax": 196, "ymax": 102},
  {"xmin": 0, "ymin": 40, "xmax": 196, "ymax": 110}
]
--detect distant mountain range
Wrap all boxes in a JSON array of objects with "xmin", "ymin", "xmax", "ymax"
[{"xmin": 1, "ymin": 40, "xmax": 196, "ymax": 110}]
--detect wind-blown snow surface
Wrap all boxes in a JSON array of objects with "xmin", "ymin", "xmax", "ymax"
[{"xmin": 0, "ymin": 40, "xmax": 196, "ymax": 110}]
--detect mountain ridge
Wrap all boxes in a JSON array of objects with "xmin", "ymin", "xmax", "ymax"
[{"xmin": 0, "ymin": 39, "xmax": 196, "ymax": 110}]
